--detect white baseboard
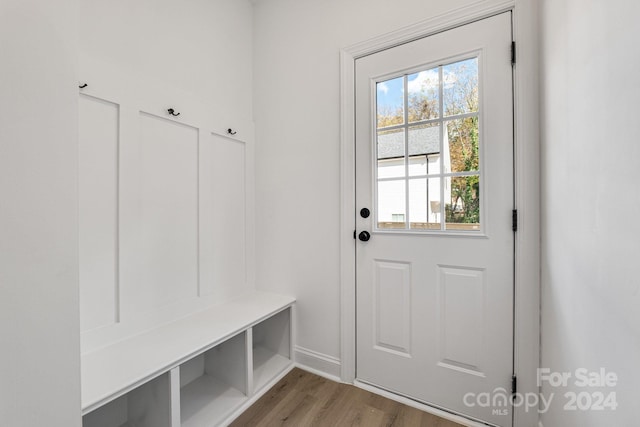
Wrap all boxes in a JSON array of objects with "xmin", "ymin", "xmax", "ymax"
[
  {"xmin": 294, "ymin": 363, "xmax": 344, "ymax": 384},
  {"xmin": 293, "ymin": 345, "xmax": 342, "ymax": 381}
]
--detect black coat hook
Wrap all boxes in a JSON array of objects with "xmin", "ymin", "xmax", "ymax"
[
  {"xmin": 167, "ymin": 108, "xmax": 180, "ymax": 117},
  {"xmin": 227, "ymin": 128, "xmax": 237, "ymax": 135},
  {"xmin": 79, "ymin": 83, "xmax": 88, "ymax": 89}
]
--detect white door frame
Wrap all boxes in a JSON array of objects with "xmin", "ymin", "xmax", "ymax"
[{"xmin": 338, "ymin": 1, "xmax": 540, "ymax": 426}]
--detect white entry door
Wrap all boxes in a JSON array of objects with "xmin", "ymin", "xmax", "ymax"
[{"xmin": 355, "ymin": 13, "xmax": 514, "ymax": 426}]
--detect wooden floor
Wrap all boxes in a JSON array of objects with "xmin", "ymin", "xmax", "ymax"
[{"xmin": 230, "ymin": 368, "xmax": 464, "ymax": 427}]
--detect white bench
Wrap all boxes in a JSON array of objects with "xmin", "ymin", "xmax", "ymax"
[{"xmin": 82, "ymin": 291, "xmax": 295, "ymax": 427}]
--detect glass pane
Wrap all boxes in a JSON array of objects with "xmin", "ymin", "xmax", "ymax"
[
  {"xmin": 408, "ymin": 122, "xmax": 439, "ymax": 176},
  {"xmin": 446, "ymin": 117, "xmax": 479, "ymax": 173},
  {"xmin": 408, "ymin": 123, "xmax": 439, "ymax": 156},
  {"xmin": 409, "ymin": 178, "xmax": 441, "ymax": 230},
  {"xmin": 408, "ymin": 68, "xmax": 439, "ymax": 122},
  {"xmin": 409, "ymin": 179, "xmax": 427, "ymax": 224},
  {"xmin": 427, "ymin": 153, "xmax": 441, "ymax": 175},
  {"xmin": 443, "ymin": 57, "xmax": 479, "ymax": 117},
  {"xmin": 377, "ymin": 128, "xmax": 405, "ymax": 179},
  {"xmin": 446, "ymin": 175, "xmax": 480, "ymax": 231},
  {"xmin": 378, "ymin": 158, "xmax": 405, "ymax": 179},
  {"xmin": 408, "ymin": 156, "xmax": 427, "ymax": 176},
  {"xmin": 377, "ymin": 76, "xmax": 404, "ymax": 128},
  {"xmin": 409, "ymin": 153, "xmax": 442, "ymax": 176},
  {"xmin": 377, "ymin": 180, "xmax": 406, "ymax": 230}
]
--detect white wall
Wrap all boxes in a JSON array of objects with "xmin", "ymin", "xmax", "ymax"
[
  {"xmin": 0, "ymin": 1, "xmax": 81, "ymax": 425},
  {"xmin": 540, "ymin": 0, "xmax": 640, "ymax": 425},
  {"xmin": 79, "ymin": 0, "xmax": 253, "ymax": 128},
  {"xmin": 253, "ymin": 0, "xmax": 482, "ymax": 369}
]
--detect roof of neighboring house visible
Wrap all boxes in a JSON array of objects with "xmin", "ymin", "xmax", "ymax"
[{"xmin": 377, "ymin": 125, "xmax": 440, "ymax": 159}]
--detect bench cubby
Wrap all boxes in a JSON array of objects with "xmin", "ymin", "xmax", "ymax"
[
  {"xmin": 83, "ymin": 373, "xmax": 172, "ymax": 427},
  {"xmin": 81, "ymin": 292, "xmax": 295, "ymax": 427},
  {"xmin": 180, "ymin": 331, "xmax": 248, "ymax": 427},
  {"xmin": 252, "ymin": 308, "xmax": 291, "ymax": 392}
]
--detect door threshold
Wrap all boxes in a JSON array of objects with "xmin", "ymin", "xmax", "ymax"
[{"xmin": 353, "ymin": 379, "xmax": 497, "ymax": 427}]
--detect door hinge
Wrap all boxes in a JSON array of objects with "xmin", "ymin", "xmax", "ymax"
[
  {"xmin": 511, "ymin": 41, "xmax": 516, "ymax": 65},
  {"xmin": 511, "ymin": 374, "xmax": 517, "ymax": 395},
  {"xmin": 353, "ymin": 230, "xmax": 356, "ymax": 240},
  {"xmin": 512, "ymin": 209, "xmax": 518, "ymax": 232}
]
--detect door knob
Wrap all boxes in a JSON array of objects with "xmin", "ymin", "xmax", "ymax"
[{"xmin": 358, "ymin": 231, "xmax": 371, "ymax": 242}]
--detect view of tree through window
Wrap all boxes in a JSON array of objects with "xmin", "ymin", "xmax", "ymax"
[{"xmin": 375, "ymin": 57, "xmax": 480, "ymax": 231}]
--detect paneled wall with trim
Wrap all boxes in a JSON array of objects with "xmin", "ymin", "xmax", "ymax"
[{"xmin": 78, "ymin": 0, "xmax": 255, "ymax": 353}]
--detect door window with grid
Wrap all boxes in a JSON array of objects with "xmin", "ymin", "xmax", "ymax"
[{"xmin": 375, "ymin": 57, "xmax": 481, "ymax": 232}]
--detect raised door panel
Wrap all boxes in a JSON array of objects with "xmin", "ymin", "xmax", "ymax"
[
  {"xmin": 437, "ymin": 265, "xmax": 485, "ymax": 376},
  {"xmin": 374, "ymin": 260, "xmax": 412, "ymax": 356},
  {"xmin": 79, "ymin": 95, "xmax": 119, "ymax": 332},
  {"xmin": 120, "ymin": 112, "xmax": 198, "ymax": 317}
]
